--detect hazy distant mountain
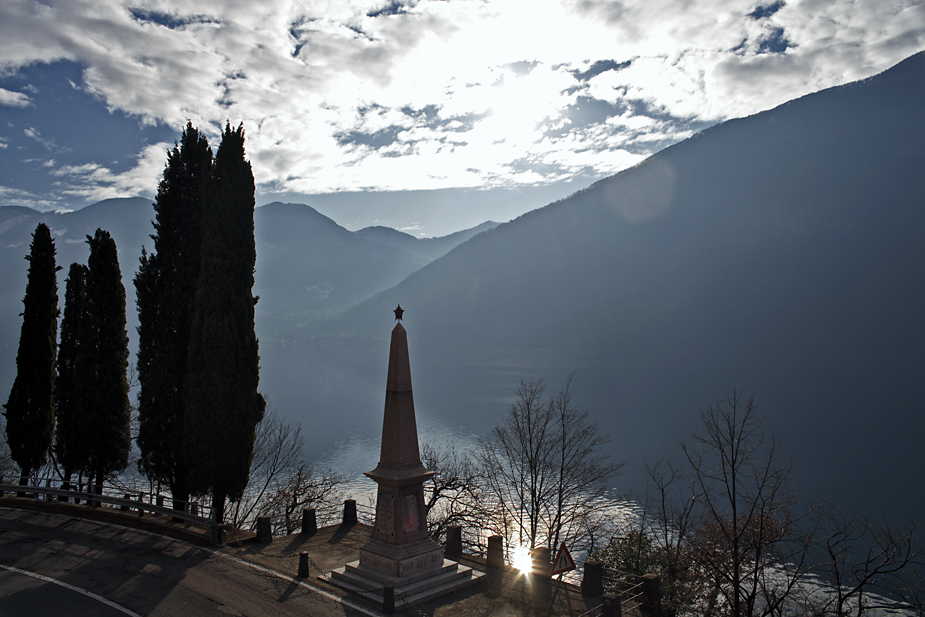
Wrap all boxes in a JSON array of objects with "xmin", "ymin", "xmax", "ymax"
[
  {"xmin": 272, "ymin": 51, "xmax": 925, "ymax": 522},
  {"xmin": 2, "ymin": 52, "xmax": 923, "ymax": 523},
  {"xmin": 317, "ymin": 52, "xmax": 925, "ymax": 349},
  {"xmin": 0, "ymin": 197, "xmax": 155, "ymax": 363},
  {"xmin": 0, "ymin": 198, "xmax": 495, "ymax": 393},
  {"xmin": 254, "ymin": 202, "xmax": 419, "ymax": 338},
  {"xmin": 354, "ymin": 221, "xmax": 500, "ymax": 263},
  {"xmin": 254, "ymin": 203, "xmax": 497, "ymax": 338}
]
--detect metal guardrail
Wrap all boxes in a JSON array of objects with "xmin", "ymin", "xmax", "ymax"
[
  {"xmin": 597, "ymin": 565, "xmax": 649, "ymax": 612},
  {"xmin": 0, "ymin": 484, "xmax": 218, "ymax": 532},
  {"xmin": 355, "ymin": 502, "xmax": 375, "ymax": 525},
  {"xmin": 576, "ymin": 604, "xmax": 603, "ymax": 617}
]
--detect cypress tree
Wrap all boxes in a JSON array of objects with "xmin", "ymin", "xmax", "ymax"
[
  {"xmin": 3, "ymin": 223, "xmax": 59, "ymax": 485},
  {"xmin": 78, "ymin": 229, "xmax": 131, "ymax": 493},
  {"xmin": 54, "ymin": 263, "xmax": 89, "ymax": 490},
  {"xmin": 185, "ymin": 123, "xmax": 265, "ymax": 523},
  {"xmin": 136, "ymin": 123, "xmax": 212, "ymax": 509}
]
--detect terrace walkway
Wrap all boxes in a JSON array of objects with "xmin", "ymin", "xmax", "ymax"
[{"xmin": 0, "ymin": 500, "xmax": 611, "ymax": 617}]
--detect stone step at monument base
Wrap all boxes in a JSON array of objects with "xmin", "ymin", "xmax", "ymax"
[{"xmin": 322, "ymin": 559, "xmax": 484, "ymax": 610}]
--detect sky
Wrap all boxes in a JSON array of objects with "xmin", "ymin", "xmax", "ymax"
[{"xmin": 0, "ymin": 0, "xmax": 923, "ymax": 237}]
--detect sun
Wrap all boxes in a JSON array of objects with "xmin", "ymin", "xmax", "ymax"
[
  {"xmin": 481, "ymin": 69, "xmax": 561, "ymax": 147},
  {"xmin": 511, "ymin": 544, "xmax": 532, "ymax": 573}
]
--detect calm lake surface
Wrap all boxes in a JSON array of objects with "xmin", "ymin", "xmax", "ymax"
[{"xmin": 260, "ymin": 336, "xmax": 925, "ymax": 526}]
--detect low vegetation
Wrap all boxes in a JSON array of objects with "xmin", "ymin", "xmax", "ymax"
[
  {"xmin": 415, "ymin": 387, "xmax": 924, "ymax": 616},
  {"xmin": 586, "ymin": 391, "xmax": 925, "ymax": 616}
]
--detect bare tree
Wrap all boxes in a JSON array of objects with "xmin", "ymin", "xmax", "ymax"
[
  {"xmin": 477, "ymin": 375, "xmax": 622, "ymax": 553},
  {"xmin": 681, "ymin": 390, "xmax": 814, "ymax": 617},
  {"xmin": 808, "ymin": 509, "xmax": 924, "ymax": 616},
  {"xmin": 547, "ymin": 374, "xmax": 624, "ymax": 550},
  {"xmin": 257, "ymin": 465, "xmax": 345, "ymax": 534},
  {"xmin": 607, "ymin": 393, "xmax": 922, "ymax": 617},
  {"xmin": 637, "ymin": 459, "xmax": 702, "ymax": 613},
  {"xmin": 228, "ymin": 407, "xmax": 303, "ymax": 529},
  {"xmin": 420, "ymin": 440, "xmax": 487, "ymax": 545},
  {"xmin": 478, "ymin": 378, "xmax": 553, "ymax": 550},
  {"xmin": 645, "ymin": 460, "xmax": 696, "ymax": 573}
]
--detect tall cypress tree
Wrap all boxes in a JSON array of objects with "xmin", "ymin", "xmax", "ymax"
[
  {"xmin": 185, "ymin": 123, "xmax": 265, "ymax": 523},
  {"xmin": 3, "ymin": 223, "xmax": 59, "ymax": 485},
  {"xmin": 136, "ymin": 123, "xmax": 211, "ymax": 508},
  {"xmin": 54, "ymin": 263, "xmax": 89, "ymax": 490},
  {"xmin": 78, "ymin": 229, "xmax": 131, "ymax": 493}
]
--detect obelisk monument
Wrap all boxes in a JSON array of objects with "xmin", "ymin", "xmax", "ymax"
[{"xmin": 359, "ymin": 305, "xmax": 444, "ymax": 577}]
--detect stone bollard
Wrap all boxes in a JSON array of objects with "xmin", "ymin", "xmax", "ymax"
[
  {"xmin": 256, "ymin": 516, "xmax": 273, "ymax": 543},
  {"xmin": 602, "ymin": 592, "xmax": 623, "ymax": 617},
  {"xmin": 213, "ymin": 524, "xmax": 227, "ymax": 546},
  {"xmin": 172, "ymin": 499, "xmax": 185, "ymax": 524},
  {"xmin": 343, "ymin": 499, "xmax": 357, "ymax": 524},
  {"xmin": 531, "ymin": 546, "xmax": 553, "ymax": 607},
  {"xmin": 382, "ymin": 586, "xmax": 395, "ymax": 614},
  {"xmin": 639, "ymin": 573, "xmax": 661, "ymax": 616},
  {"xmin": 298, "ymin": 552, "xmax": 310, "ymax": 577},
  {"xmin": 486, "ymin": 535, "xmax": 505, "ymax": 570},
  {"xmin": 531, "ymin": 547, "xmax": 551, "ymax": 577},
  {"xmin": 121, "ymin": 493, "xmax": 131, "ymax": 512},
  {"xmin": 581, "ymin": 559, "xmax": 605, "ymax": 598},
  {"xmin": 302, "ymin": 508, "xmax": 317, "ymax": 534},
  {"xmin": 485, "ymin": 535, "xmax": 505, "ymax": 597},
  {"xmin": 445, "ymin": 525, "xmax": 462, "ymax": 560}
]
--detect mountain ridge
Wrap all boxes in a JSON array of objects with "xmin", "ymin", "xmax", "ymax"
[
  {"xmin": 320, "ymin": 50, "xmax": 925, "ymax": 345},
  {"xmin": 355, "ymin": 220, "xmax": 501, "ymax": 262},
  {"xmin": 0, "ymin": 197, "xmax": 499, "ymax": 376},
  {"xmin": 264, "ymin": 50, "xmax": 925, "ymax": 523},
  {"xmin": 1, "ymin": 51, "xmax": 922, "ymax": 523}
]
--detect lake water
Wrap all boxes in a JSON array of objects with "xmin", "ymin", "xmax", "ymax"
[{"xmin": 259, "ymin": 336, "xmax": 925, "ymax": 527}]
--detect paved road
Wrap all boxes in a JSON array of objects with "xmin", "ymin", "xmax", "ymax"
[
  {"xmin": 0, "ymin": 566, "xmax": 134, "ymax": 617},
  {"xmin": 0, "ymin": 507, "xmax": 373, "ymax": 617}
]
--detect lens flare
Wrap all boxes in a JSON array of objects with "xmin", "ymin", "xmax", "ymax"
[{"xmin": 512, "ymin": 545, "xmax": 532, "ymax": 573}]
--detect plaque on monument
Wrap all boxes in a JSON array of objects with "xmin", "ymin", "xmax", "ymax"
[
  {"xmin": 375, "ymin": 491, "xmax": 395, "ymax": 540},
  {"xmin": 403, "ymin": 494, "xmax": 418, "ymax": 532}
]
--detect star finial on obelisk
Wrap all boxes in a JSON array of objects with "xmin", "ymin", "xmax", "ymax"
[{"xmin": 394, "ymin": 304, "xmax": 404, "ymax": 320}]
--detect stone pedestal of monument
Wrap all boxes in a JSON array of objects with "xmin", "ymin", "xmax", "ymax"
[{"xmin": 324, "ymin": 315, "xmax": 482, "ymax": 609}]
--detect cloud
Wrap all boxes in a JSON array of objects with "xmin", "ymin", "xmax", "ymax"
[
  {"xmin": 0, "ymin": 184, "xmax": 58, "ymax": 210},
  {"xmin": 367, "ymin": 0, "xmax": 416, "ymax": 18},
  {"xmin": 44, "ymin": 142, "xmax": 169, "ymax": 204},
  {"xmin": 23, "ymin": 127, "xmax": 60, "ymax": 151},
  {"xmin": 0, "ymin": 0, "xmax": 922, "ymax": 206},
  {"xmin": 0, "ymin": 87, "xmax": 31, "ymax": 107}
]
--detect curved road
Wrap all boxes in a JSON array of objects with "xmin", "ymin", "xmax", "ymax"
[{"xmin": 0, "ymin": 507, "xmax": 372, "ymax": 617}]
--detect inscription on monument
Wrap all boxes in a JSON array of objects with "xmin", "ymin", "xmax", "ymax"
[
  {"xmin": 399, "ymin": 547, "xmax": 444, "ymax": 575},
  {"xmin": 376, "ymin": 492, "xmax": 395, "ymax": 539},
  {"xmin": 363, "ymin": 552, "xmax": 398, "ymax": 576},
  {"xmin": 403, "ymin": 494, "xmax": 418, "ymax": 532}
]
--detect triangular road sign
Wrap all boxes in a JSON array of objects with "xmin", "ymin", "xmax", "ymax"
[{"xmin": 551, "ymin": 543, "xmax": 576, "ymax": 575}]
